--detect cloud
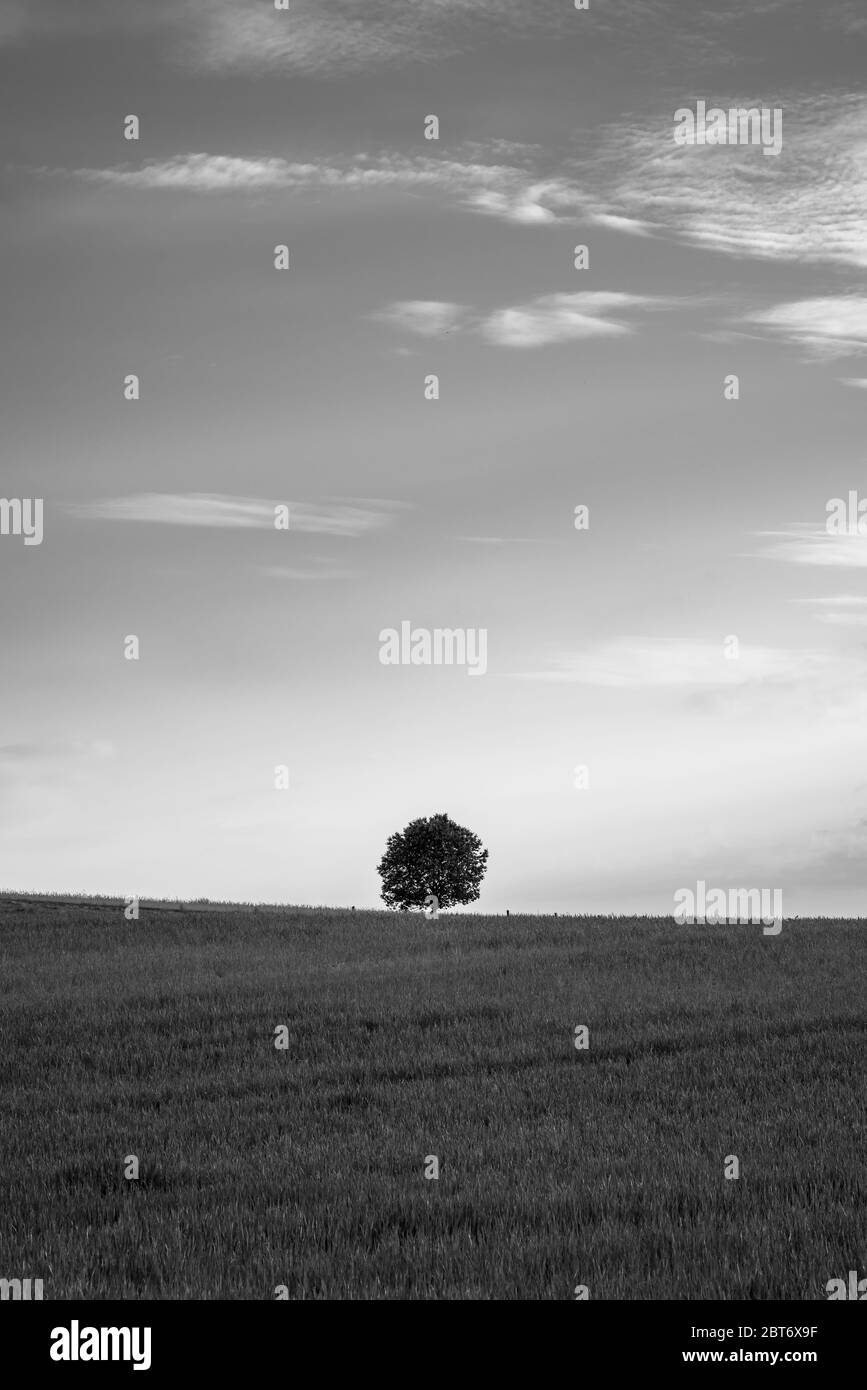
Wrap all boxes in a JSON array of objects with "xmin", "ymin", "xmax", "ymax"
[
  {"xmin": 62, "ymin": 90, "xmax": 866, "ymax": 279},
  {"xmin": 373, "ymin": 290, "xmax": 677, "ymax": 349},
  {"xmin": 373, "ymin": 301, "xmax": 465, "ymax": 337},
  {"xmin": 48, "ymin": 90, "xmax": 867, "ymax": 280},
  {"xmin": 2, "ymin": 1, "xmax": 863, "ymax": 84},
  {"xmin": 744, "ymin": 298, "xmax": 867, "ymax": 358},
  {"xmin": 67, "ymin": 152, "xmax": 455, "ymax": 193},
  {"xmin": 816, "ymin": 613, "xmax": 867, "ymax": 626},
  {"xmin": 173, "ymin": 0, "xmax": 575, "ymax": 76},
  {"xmin": 588, "ymin": 212, "xmax": 653, "ymax": 237},
  {"xmin": 291, "ymin": 502, "xmax": 405, "ymax": 536},
  {"xmin": 479, "ymin": 292, "xmax": 672, "ymax": 348},
  {"xmin": 55, "ymin": 149, "xmax": 596, "ymax": 228},
  {"xmin": 798, "ymin": 594, "xmax": 867, "ymax": 605},
  {"xmin": 796, "ymin": 595, "xmax": 867, "ymax": 626},
  {"xmin": 589, "ymin": 93, "xmax": 867, "ymax": 271},
  {"xmin": 513, "ymin": 639, "xmax": 830, "ymax": 688},
  {"xmin": 840, "ymin": 377, "xmax": 867, "ymax": 389},
  {"xmin": 165, "ymin": 1, "xmax": 867, "ymax": 80},
  {"xmin": 66, "ymin": 494, "xmax": 402, "ymax": 536},
  {"xmin": 467, "ymin": 179, "xmax": 577, "ymax": 225},
  {"xmin": 374, "ymin": 290, "xmax": 678, "ymax": 349},
  {"xmin": 70, "ymin": 154, "xmax": 324, "ymax": 192},
  {"xmin": 757, "ymin": 525, "xmax": 867, "ymax": 568}
]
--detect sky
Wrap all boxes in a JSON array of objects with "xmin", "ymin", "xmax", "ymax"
[{"xmin": 2, "ymin": 0, "xmax": 867, "ymax": 914}]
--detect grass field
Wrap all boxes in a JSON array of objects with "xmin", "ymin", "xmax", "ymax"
[{"xmin": 0, "ymin": 897, "xmax": 863, "ymax": 1299}]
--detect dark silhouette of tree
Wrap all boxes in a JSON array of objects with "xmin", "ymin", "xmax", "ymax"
[{"xmin": 376, "ymin": 812, "xmax": 488, "ymax": 911}]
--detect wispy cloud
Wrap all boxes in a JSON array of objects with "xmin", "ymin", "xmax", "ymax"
[
  {"xmin": 512, "ymin": 639, "xmax": 830, "ymax": 688},
  {"xmin": 744, "ymin": 298, "xmax": 867, "ymax": 358},
  {"xmin": 589, "ymin": 212, "xmax": 653, "ymax": 237},
  {"xmin": 467, "ymin": 177, "xmax": 581, "ymax": 225},
  {"xmin": 590, "ymin": 93, "xmax": 867, "ymax": 271},
  {"xmin": 54, "ymin": 150, "xmax": 586, "ymax": 223},
  {"xmin": 174, "ymin": 0, "xmax": 574, "ymax": 76},
  {"xmin": 53, "ymin": 147, "xmax": 662, "ymax": 245},
  {"xmin": 797, "ymin": 595, "xmax": 867, "ymax": 625},
  {"xmin": 373, "ymin": 301, "xmax": 465, "ymax": 337},
  {"xmin": 69, "ymin": 153, "xmax": 326, "ymax": 192},
  {"xmin": 479, "ymin": 292, "xmax": 669, "ymax": 348},
  {"xmin": 798, "ymin": 594, "xmax": 867, "ymax": 606},
  {"xmin": 66, "ymin": 493, "xmax": 403, "ymax": 536},
  {"xmin": 44, "ymin": 87, "xmax": 867, "ymax": 280},
  {"xmin": 376, "ymin": 291, "xmax": 677, "ymax": 349},
  {"xmin": 63, "ymin": 152, "xmax": 451, "ymax": 193},
  {"xmin": 172, "ymin": 0, "xmax": 867, "ymax": 79},
  {"xmin": 2, "ymin": 0, "xmax": 862, "ymax": 81},
  {"xmin": 757, "ymin": 525, "xmax": 867, "ymax": 568}
]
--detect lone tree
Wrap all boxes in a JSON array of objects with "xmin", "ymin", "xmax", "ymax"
[{"xmin": 377, "ymin": 812, "xmax": 488, "ymax": 911}]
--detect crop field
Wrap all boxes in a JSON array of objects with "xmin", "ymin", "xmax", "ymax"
[{"xmin": 0, "ymin": 898, "xmax": 863, "ymax": 1300}]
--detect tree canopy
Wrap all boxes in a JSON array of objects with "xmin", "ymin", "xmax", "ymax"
[{"xmin": 376, "ymin": 812, "xmax": 488, "ymax": 911}]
